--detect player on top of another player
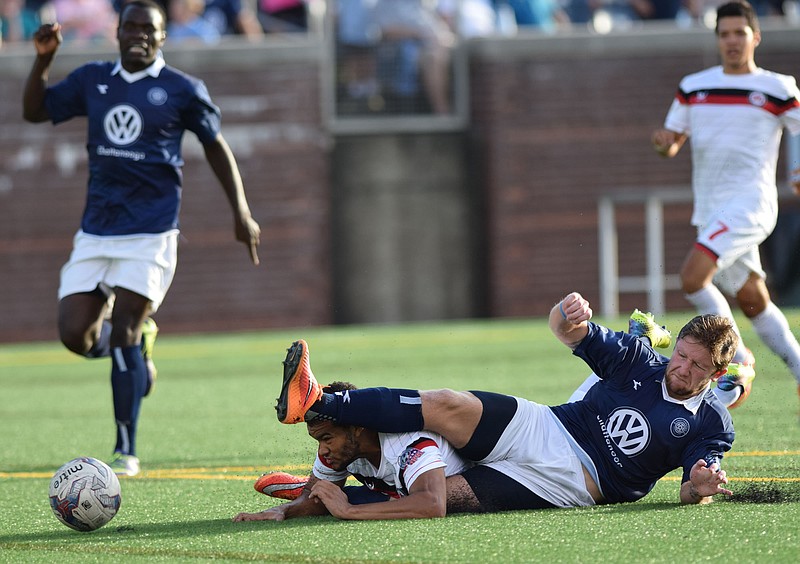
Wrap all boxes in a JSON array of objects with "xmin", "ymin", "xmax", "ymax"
[
  {"xmin": 23, "ymin": 0, "xmax": 261, "ymax": 477},
  {"xmin": 652, "ymin": 0, "xmax": 800, "ymax": 410},
  {"xmin": 247, "ymin": 308, "xmax": 668, "ymax": 509},
  {"xmin": 269, "ymin": 291, "xmax": 738, "ymax": 513}
]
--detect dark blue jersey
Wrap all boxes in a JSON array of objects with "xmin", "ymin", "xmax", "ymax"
[
  {"xmin": 550, "ymin": 322, "xmax": 734, "ymax": 504},
  {"xmin": 44, "ymin": 57, "xmax": 222, "ymax": 236}
]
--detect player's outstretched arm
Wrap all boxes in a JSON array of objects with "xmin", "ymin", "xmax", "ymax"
[
  {"xmin": 549, "ymin": 292, "xmax": 591, "ymax": 350},
  {"xmin": 23, "ymin": 23, "xmax": 62, "ymax": 123},
  {"xmin": 203, "ymin": 134, "xmax": 261, "ymax": 265},
  {"xmin": 310, "ymin": 468, "xmax": 447, "ymax": 520},
  {"xmin": 679, "ymin": 459, "xmax": 732, "ymax": 505},
  {"xmin": 232, "ymin": 475, "xmax": 334, "ymax": 522}
]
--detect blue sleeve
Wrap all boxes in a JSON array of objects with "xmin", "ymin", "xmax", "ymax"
[
  {"xmin": 45, "ymin": 65, "xmax": 90, "ymax": 124},
  {"xmin": 572, "ymin": 322, "xmax": 661, "ymax": 385},
  {"xmin": 680, "ymin": 403, "xmax": 734, "ymax": 483},
  {"xmin": 181, "ymin": 79, "xmax": 222, "ymax": 144}
]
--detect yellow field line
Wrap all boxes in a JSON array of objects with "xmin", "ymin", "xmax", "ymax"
[{"xmin": 2, "ymin": 450, "xmax": 799, "ymax": 481}]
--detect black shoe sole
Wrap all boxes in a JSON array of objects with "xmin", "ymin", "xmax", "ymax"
[{"xmin": 275, "ymin": 341, "xmax": 303, "ymax": 422}]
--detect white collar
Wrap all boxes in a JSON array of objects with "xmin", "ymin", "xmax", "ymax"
[
  {"xmin": 111, "ymin": 52, "xmax": 166, "ymax": 83},
  {"xmin": 660, "ymin": 378, "xmax": 708, "ymax": 415}
]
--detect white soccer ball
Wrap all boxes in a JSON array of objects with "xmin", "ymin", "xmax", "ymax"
[{"xmin": 48, "ymin": 457, "xmax": 122, "ymax": 532}]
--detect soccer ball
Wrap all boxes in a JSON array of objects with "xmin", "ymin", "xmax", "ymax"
[{"xmin": 48, "ymin": 457, "xmax": 122, "ymax": 532}]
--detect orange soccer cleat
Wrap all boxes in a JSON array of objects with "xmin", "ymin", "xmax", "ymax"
[
  {"xmin": 254, "ymin": 472, "xmax": 308, "ymax": 500},
  {"xmin": 275, "ymin": 340, "xmax": 323, "ymax": 424}
]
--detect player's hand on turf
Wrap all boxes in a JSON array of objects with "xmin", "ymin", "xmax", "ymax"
[
  {"xmin": 232, "ymin": 506, "xmax": 287, "ymax": 522},
  {"xmin": 308, "ymin": 480, "xmax": 351, "ymax": 519},
  {"xmin": 235, "ymin": 215, "xmax": 261, "ymax": 265},
  {"xmin": 689, "ymin": 458, "xmax": 732, "ymax": 498},
  {"xmin": 32, "ymin": 23, "xmax": 62, "ymax": 57}
]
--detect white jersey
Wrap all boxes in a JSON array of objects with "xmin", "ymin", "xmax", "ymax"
[
  {"xmin": 312, "ymin": 431, "xmax": 471, "ymax": 498},
  {"xmin": 663, "ymin": 66, "xmax": 800, "ymax": 228}
]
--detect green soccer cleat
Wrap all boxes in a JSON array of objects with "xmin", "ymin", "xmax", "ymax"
[
  {"xmin": 716, "ymin": 357, "xmax": 756, "ymax": 409},
  {"xmin": 141, "ymin": 317, "xmax": 158, "ymax": 397},
  {"xmin": 628, "ymin": 309, "xmax": 672, "ymax": 349},
  {"xmin": 108, "ymin": 452, "xmax": 140, "ymax": 477}
]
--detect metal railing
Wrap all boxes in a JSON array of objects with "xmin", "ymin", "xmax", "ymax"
[{"xmin": 597, "ymin": 187, "xmax": 692, "ymax": 318}]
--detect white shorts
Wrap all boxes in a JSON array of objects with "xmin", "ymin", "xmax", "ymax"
[
  {"xmin": 696, "ymin": 213, "xmax": 769, "ymax": 296},
  {"xmin": 58, "ymin": 230, "xmax": 179, "ymax": 312},
  {"xmin": 479, "ymin": 397, "xmax": 596, "ymax": 508}
]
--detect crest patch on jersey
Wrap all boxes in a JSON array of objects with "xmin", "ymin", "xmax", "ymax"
[
  {"xmin": 748, "ymin": 91, "xmax": 767, "ymax": 107},
  {"xmin": 670, "ymin": 417, "xmax": 691, "ymax": 438},
  {"xmin": 398, "ymin": 447, "xmax": 424, "ymax": 470},
  {"xmin": 147, "ymin": 87, "xmax": 168, "ymax": 106}
]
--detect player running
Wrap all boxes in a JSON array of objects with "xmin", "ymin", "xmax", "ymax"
[
  {"xmin": 22, "ymin": 0, "xmax": 260, "ymax": 477},
  {"xmin": 652, "ymin": 0, "xmax": 800, "ymax": 409}
]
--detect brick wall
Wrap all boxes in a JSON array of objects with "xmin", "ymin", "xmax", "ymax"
[
  {"xmin": 1, "ymin": 26, "xmax": 798, "ymax": 342},
  {"xmin": 0, "ymin": 41, "xmax": 332, "ymax": 341}
]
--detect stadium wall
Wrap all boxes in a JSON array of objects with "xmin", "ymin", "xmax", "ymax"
[{"xmin": 1, "ymin": 24, "xmax": 799, "ymax": 342}]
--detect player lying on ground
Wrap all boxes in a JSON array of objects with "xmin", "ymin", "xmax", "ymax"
[
  {"xmin": 234, "ymin": 380, "xmax": 537, "ymax": 522},
  {"xmin": 237, "ymin": 293, "xmax": 738, "ymax": 520},
  {"xmin": 243, "ymin": 308, "xmax": 667, "ymax": 508}
]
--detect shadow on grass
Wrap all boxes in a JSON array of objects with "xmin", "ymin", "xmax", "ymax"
[{"xmin": 0, "ymin": 514, "xmax": 336, "ymax": 545}]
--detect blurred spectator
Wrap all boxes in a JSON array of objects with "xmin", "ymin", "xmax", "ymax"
[
  {"xmin": 626, "ymin": 0, "xmax": 689, "ymax": 20},
  {"xmin": 52, "ymin": 0, "xmax": 117, "ymax": 44},
  {"xmin": 2, "ymin": 0, "xmax": 54, "ymax": 45},
  {"xmin": 507, "ymin": 0, "xmax": 569, "ymax": 31},
  {"xmin": 168, "ymin": 0, "xmax": 221, "ymax": 43},
  {"xmin": 438, "ymin": 0, "xmax": 499, "ymax": 38},
  {"xmin": 204, "ymin": 0, "xmax": 264, "ymax": 37},
  {"xmin": 371, "ymin": 0, "xmax": 456, "ymax": 114},
  {"xmin": 2, "ymin": 0, "xmax": 28, "ymax": 43},
  {"xmin": 335, "ymin": 0, "xmax": 381, "ymax": 112},
  {"xmin": 258, "ymin": 0, "xmax": 307, "ymax": 31}
]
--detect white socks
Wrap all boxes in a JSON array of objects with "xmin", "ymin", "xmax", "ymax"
[
  {"xmin": 751, "ymin": 302, "xmax": 800, "ymax": 384},
  {"xmin": 685, "ymin": 285, "xmax": 750, "ymax": 363}
]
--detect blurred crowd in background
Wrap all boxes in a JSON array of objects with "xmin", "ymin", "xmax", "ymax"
[
  {"xmin": 2, "ymin": 0, "xmax": 799, "ymax": 115},
  {"xmin": 0, "ymin": 0, "xmax": 303, "ymax": 46}
]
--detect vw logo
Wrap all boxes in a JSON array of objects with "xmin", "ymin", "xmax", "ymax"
[
  {"xmin": 607, "ymin": 407, "xmax": 650, "ymax": 456},
  {"xmin": 103, "ymin": 104, "xmax": 142, "ymax": 146}
]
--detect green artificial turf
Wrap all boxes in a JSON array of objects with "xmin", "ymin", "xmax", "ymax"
[{"xmin": 1, "ymin": 313, "xmax": 798, "ymax": 562}]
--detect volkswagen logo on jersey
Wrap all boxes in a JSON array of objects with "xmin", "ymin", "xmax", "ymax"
[
  {"xmin": 670, "ymin": 417, "xmax": 691, "ymax": 438},
  {"xmin": 606, "ymin": 407, "xmax": 651, "ymax": 456},
  {"xmin": 103, "ymin": 104, "xmax": 143, "ymax": 146},
  {"xmin": 748, "ymin": 91, "xmax": 767, "ymax": 107}
]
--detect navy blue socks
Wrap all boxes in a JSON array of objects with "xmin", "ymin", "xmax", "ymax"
[
  {"xmin": 310, "ymin": 387, "xmax": 424, "ymax": 432},
  {"xmin": 110, "ymin": 346, "xmax": 147, "ymax": 456}
]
